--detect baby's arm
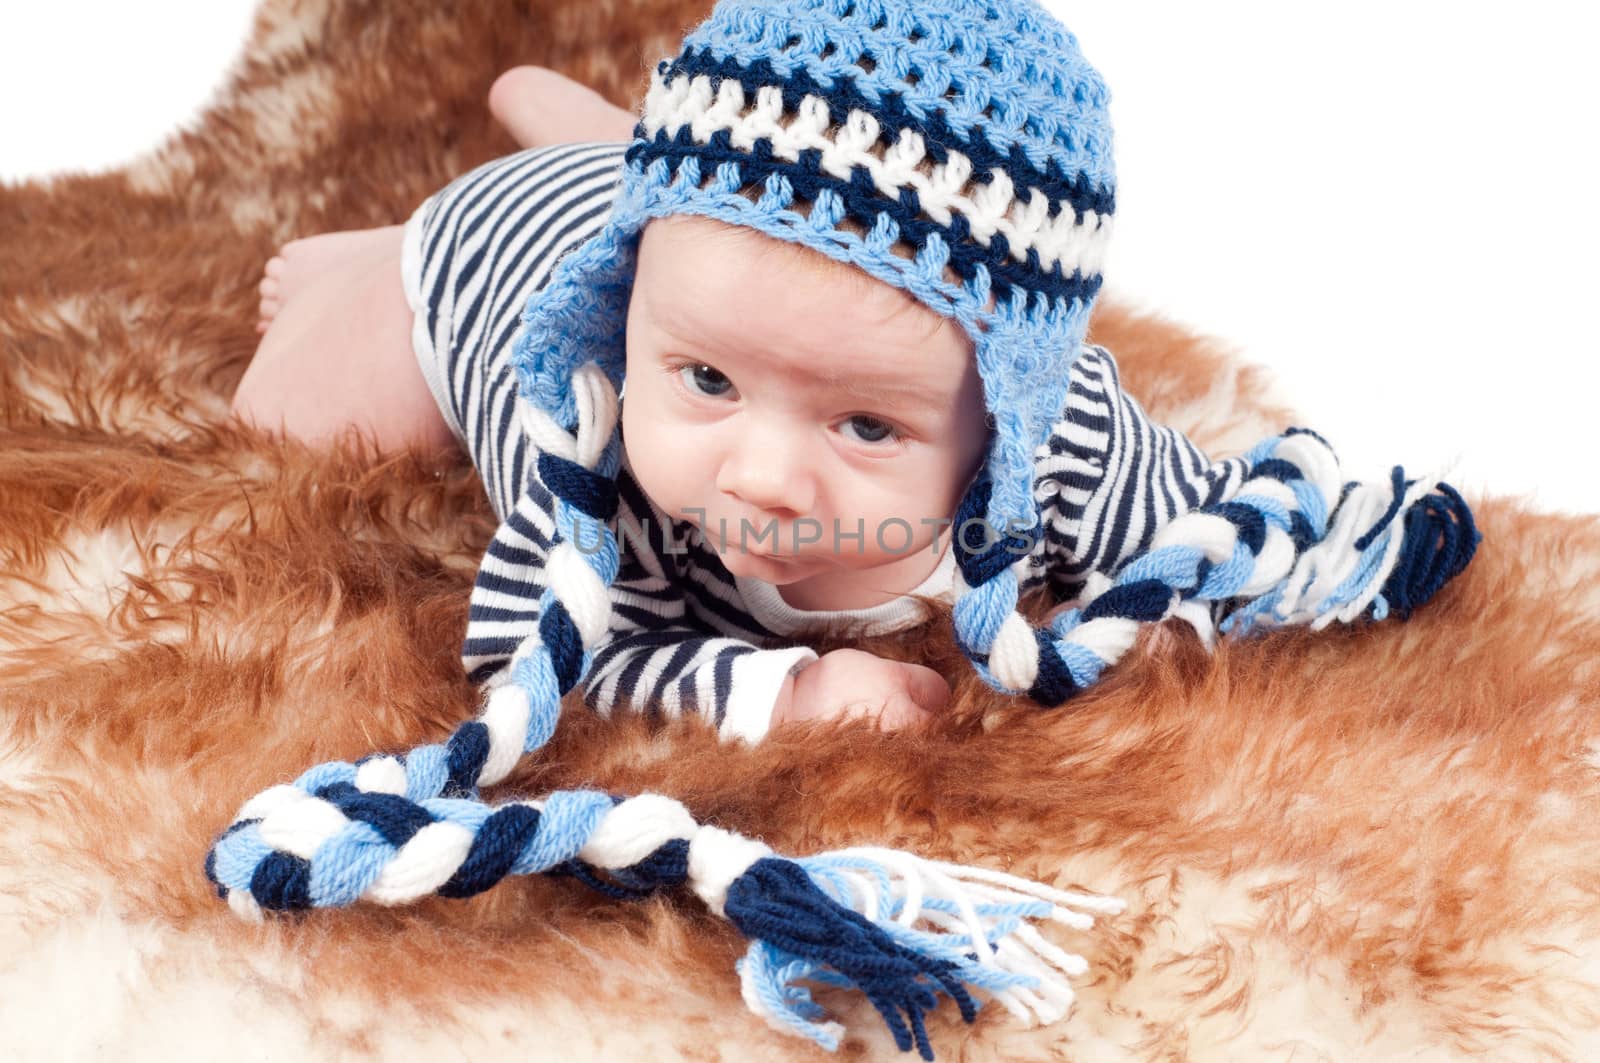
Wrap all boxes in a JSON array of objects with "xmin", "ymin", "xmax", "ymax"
[
  {"xmin": 464, "ymin": 481, "xmax": 816, "ymax": 743},
  {"xmin": 1034, "ymin": 344, "xmax": 1252, "ymax": 607},
  {"xmin": 1033, "ymin": 343, "xmax": 1478, "ymax": 642},
  {"xmin": 464, "ymin": 471, "xmax": 947, "ymax": 741}
]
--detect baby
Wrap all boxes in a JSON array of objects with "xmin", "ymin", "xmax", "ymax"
[{"xmin": 232, "ymin": 0, "xmax": 1475, "ymax": 745}]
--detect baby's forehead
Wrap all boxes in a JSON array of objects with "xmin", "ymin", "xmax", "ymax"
[{"xmin": 634, "ymin": 216, "xmax": 978, "ymax": 402}]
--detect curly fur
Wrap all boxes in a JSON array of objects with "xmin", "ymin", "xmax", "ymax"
[{"xmin": 1, "ymin": 1, "xmax": 1597, "ymax": 1059}]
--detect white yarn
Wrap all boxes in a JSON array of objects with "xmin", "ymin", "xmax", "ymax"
[
  {"xmin": 353, "ymin": 755, "xmax": 409, "ymax": 796},
  {"xmin": 1069, "ymin": 614, "xmax": 1143, "ymax": 664},
  {"xmin": 365, "ymin": 820, "xmax": 477, "ymax": 905},
  {"xmin": 1237, "ymin": 526, "xmax": 1298, "ymax": 597},
  {"xmin": 569, "ymin": 362, "xmax": 619, "ymax": 472},
  {"xmin": 638, "ymin": 68, "xmax": 1112, "ymax": 278},
  {"xmin": 227, "ymin": 889, "xmax": 264, "ymax": 923},
  {"xmin": 688, "ymin": 826, "xmax": 775, "ymax": 917},
  {"xmin": 477, "ymin": 682, "xmax": 533, "ymax": 787},
  {"xmin": 1172, "ymin": 599, "xmax": 1217, "ymax": 651},
  {"xmin": 1151, "ymin": 511, "xmax": 1238, "ymax": 562},
  {"xmin": 989, "ymin": 610, "xmax": 1042, "ymax": 690},
  {"xmin": 256, "ymin": 792, "xmax": 349, "ymax": 860},
  {"xmin": 578, "ymin": 793, "xmax": 700, "ymax": 868},
  {"xmin": 1275, "ymin": 432, "xmax": 1343, "ymax": 507},
  {"xmin": 798, "ymin": 847, "xmax": 1125, "ymax": 1027},
  {"xmin": 237, "ymin": 782, "xmax": 312, "ymax": 822},
  {"xmin": 543, "ymin": 540, "xmax": 614, "ymax": 647}
]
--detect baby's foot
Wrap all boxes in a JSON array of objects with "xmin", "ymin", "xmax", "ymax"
[
  {"xmin": 256, "ymin": 228, "xmax": 399, "ymax": 334},
  {"xmin": 488, "ymin": 66, "xmax": 638, "ymax": 149},
  {"xmin": 234, "ymin": 224, "xmax": 457, "ymax": 456}
]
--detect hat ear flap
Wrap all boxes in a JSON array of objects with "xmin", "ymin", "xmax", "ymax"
[{"xmin": 510, "ymin": 165, "xmax": 649, "ymax": 430}]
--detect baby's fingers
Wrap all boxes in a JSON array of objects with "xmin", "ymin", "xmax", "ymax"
[
  {"xmin": 899, "ymin": 662, "xmax": 952, "ymax": 714},
  {"xmin": 872, "ymin": 692, "xmax": 934, "ymax": 733}
]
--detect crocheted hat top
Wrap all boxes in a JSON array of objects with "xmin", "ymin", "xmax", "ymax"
[{"xmin": 516, "ymin": 0, "xmax": 1118, "ymax": 704}]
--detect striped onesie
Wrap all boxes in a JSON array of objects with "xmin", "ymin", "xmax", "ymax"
[{"xmin": 400, "ymin": 143, "xmax": 1251, "ymax": 743}]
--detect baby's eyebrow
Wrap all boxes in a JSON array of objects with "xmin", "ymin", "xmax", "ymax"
[{"xmin": 814, "ymin": 369, "xmax": 950, "ymax": 411}]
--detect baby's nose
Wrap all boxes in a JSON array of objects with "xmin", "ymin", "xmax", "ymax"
[{"xmin": 715, "ymin": 432, "xmax": 815, "ymax": 517}]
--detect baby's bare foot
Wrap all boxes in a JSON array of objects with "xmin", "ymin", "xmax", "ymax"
[
  {"xmin": 234, "ymin": 224, "xmax": 457, "ymax": 457},
  {"xmin": 257, "ymin": 228, "xmax": 400, "ymax": 334},
  {"xmin": 488, "ymin": 66, "xmax": 638, "ymax": 149}
]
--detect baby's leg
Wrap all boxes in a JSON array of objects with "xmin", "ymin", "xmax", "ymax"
[
  {"xmin": 231, "ymin": 226, "xmax": 456, "ymax": 456},
  {"xmin": 488, "ymin": 66, "xmax": 638, "ymax": 149}
]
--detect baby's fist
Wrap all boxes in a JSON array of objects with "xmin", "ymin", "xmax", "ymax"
[{"xmin": 772, "ymin": 648, "xmax": 951, "ymax": 732}]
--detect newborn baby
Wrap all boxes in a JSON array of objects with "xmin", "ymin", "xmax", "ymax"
[{"xmin": 232, "ymin": 4, "xmax": 1470, "ymax": 746}]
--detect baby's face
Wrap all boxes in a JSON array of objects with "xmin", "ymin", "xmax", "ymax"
[{"xmin": 622, "ymin": 214, "xmax": 988, "ymax": 603}]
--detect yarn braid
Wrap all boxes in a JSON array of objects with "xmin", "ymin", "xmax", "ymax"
[
  {"xmin": 204, "ymin": 360, "xmax": 1125, "ymax": 1060},
  {"xmin": 948, "ymin": 428, "xmax": 1481, "ymax": 703}
]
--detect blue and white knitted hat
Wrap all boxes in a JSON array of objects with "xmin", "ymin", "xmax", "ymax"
[{"xmin": 518, "ymin": 0, "xmax": 1122, "ymax": 703}]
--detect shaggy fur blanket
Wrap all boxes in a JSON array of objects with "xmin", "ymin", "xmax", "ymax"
[{"xmin": 3, "ymin": 1, "xmax": 1598, "ymax": 1059}]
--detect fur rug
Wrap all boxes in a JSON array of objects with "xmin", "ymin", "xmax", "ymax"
[{"xmin": 3, "ymin": 1, "xmax": 1598, "ymax": 1059}]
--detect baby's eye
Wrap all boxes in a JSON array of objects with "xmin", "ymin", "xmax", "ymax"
[
  {"xmin": 839, "ymin": 415, "xmax": 901, "ymax": 445},
  {"xmin": 678, "ymin": 364, "xmax": 734, "ymax": 398}
]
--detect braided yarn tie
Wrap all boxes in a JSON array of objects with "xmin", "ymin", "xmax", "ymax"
[
  {"xmin": 203, "ymin": 363, "xmax": 1125, "ymax": 1060},
  {"xmin": 952, "ymin": 427, "xmax": 1482, "ymax": 705}
]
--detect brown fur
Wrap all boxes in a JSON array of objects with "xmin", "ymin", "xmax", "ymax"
[{"xmin": 2, "ymin": 1, "xmax": 1598, "ymax": 1058}]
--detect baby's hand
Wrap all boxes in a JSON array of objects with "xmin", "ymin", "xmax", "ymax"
[{"xmin": 772, "ymin": 649, "xmax": 951, "ymax": 733}]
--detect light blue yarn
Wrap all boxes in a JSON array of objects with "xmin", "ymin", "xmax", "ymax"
[
  {"xmin": 512, "ymin": 650, "xmax": 562, "ymax": 751},
  {"xmin": 210, "ymin": 822, "xmax": 277, "ymax": 894},
  {"xmin": 402, "ymin": 744, "xmax": 449, "ymax": 804},
  {"xmin": 1117, "ymin": 546, "xmax": 1208, "ymax": 591},
  {"xmin": 507, "ymin": 790, "xmax": 614, "ymax": 875},
  {"xmin": 737, "ymin": 945, "xmax": 841, "ymax": 1050},
  {"xmin": 308, "ymin": 820, "xmax": 392, "ymax": 907},
  {"xmin": 1194, "ymin": 541, "xmax": 1256, "ymax": 599},
  {"xmin": 295, "ymin": 760, "xmax": 356, "ymax": 794}
]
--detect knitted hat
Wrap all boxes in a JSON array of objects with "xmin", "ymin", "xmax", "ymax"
[{"xmin": 519, "ymin": 0, "xmax": 1118, "ymax": 703}]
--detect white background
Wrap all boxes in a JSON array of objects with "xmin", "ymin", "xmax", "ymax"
[{"xmin": 3, "ymin": 1, "xmax": 1597, "ymax": 517}]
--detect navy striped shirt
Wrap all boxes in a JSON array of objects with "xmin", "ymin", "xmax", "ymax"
[{"xmin": 401, "ymin": 144, "xmax": 1251, "ymax": 742}]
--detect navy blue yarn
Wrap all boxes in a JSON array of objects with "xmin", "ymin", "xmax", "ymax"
[
  {"xmin": 1212, "ymin": 501, "xmax": 1267, "ymax": 555},
  {"xmin": 1376, "ymin": 481, "xmax": 1480, "ymax": 621},
  {"xmin": 315, "ymin": 782, "xmax": 435, "ymax": 848},
  {"xmin": 252, "ymin": 850, "xmax": 313, "ymax": 911},
  {"xmin": 1081, "ymin": 578, "xmax": 1171, "ymax": 623},
  {"xmin": 950, "ymin": 469, "xmax": 1020, "ymax": 588},
  {"xmin": 1184, "ymin": 557, "xmax": 1215, "ymax": 602},
  {"xmin": 205, "ymin": 818, "xmax": 256, "ymax": 898},
  {"xmin": 438, "ymin": 804, "xmax": 543, "ymax": 899},
  {"xmin": 1245, "ymin": 457, "xmax": 1301, "ymax": 486},
  {"xmin": 1353, "ymin": 466, "xmax": 1408, "ymax": 553},
  {"xmin": 536, "ymin": 451, "xmax": 620, "ymax": 522},
  {"xmin": 659, "ymin": 49, "xmax": 1115, "ymax": 220},
  {"xmin": 1283, "ymin": 425, "xmax": 1334, "ymax": 449},
  {"xmin": 723, "ymin": 857, "xmax": 978, "ymax": 1061},
  {"xmin": 1026, "ymin": 626, "xmax": 1080, "ymax": 706},
  {"xmin": 538, "ymin": 604, "xmax": 585, "ymax": 691},
  {"xmin": 1287, "ymin": 510, "xmax": 1317, "ymax": 553},
  {"xmin": 632, "ymin": 128, "xmax": 1101, "ymax": 308},
  {"xmin": 444, "ymin": 722, "xmax": 490, "ymax": 799}
]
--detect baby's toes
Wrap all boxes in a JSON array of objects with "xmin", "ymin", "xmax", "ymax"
[{"xmin": 258, "ymin": 260, "xmax": 285, "ymax": 326}]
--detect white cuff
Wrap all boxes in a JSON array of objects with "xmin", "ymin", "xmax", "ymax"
[{"xmin": 716, "ymin": 646, "xmax": 820, "ymax": 745}]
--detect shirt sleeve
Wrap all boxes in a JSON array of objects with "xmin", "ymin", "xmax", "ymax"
[
  {"xmin": 1031, "ymin": 343, "xmax": 1253, "ymax": 604},
  {"xmin": 462, "ymin": 470, "xmax": 817, "ymax": 745}
]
